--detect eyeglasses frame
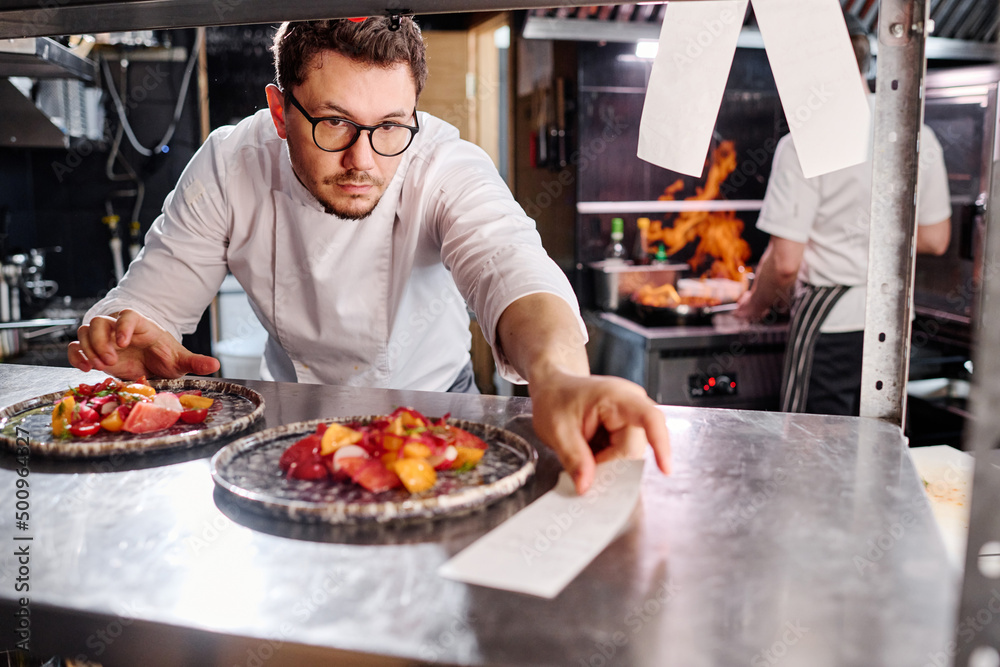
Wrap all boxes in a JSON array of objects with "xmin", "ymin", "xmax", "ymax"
[{"xmin": 285, "ymin": 91, "xmax": 420, "ymax": 157}]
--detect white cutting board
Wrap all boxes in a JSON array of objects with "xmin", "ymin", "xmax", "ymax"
[{"xmin": 908, "ymin": 445, "xmax": 974, "ymax": 570}]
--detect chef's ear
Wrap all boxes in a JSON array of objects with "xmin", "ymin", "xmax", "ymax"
[{"xmin": 265, "ymin": 84, "xmax": 288, "ymax": 140}]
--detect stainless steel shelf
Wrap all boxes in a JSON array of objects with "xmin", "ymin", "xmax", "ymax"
[
  {"xmin": 578, "ymin": 199, "xmax": 764, "ymax": 214},
  {"xmin": 0, "ymin": 37, "xmax": 97, "ymax": 81},
  {"xmin": 0, "ymin": 317, "xmax": 77, "ymax": 331}
]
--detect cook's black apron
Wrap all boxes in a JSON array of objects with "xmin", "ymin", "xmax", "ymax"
[{"xmin": 779, "ymin": 283, "xmax": 850, "ymax": 413}]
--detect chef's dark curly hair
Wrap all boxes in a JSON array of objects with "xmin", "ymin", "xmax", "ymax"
[{"xmin": 272, "ymin": 18, "xmax": 427, "ymax": 99}]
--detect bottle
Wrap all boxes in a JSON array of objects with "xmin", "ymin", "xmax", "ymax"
[
  {"xmin": 633, "ymin": 217, "xmax": 651, "ymax": 265},
  {"xmin": 605, "ymin": 217, "xmax": 628, "ymax": 263},
  {"xmin": 653, "ymin": 243, "xmax": 669, "ymax": 264}
]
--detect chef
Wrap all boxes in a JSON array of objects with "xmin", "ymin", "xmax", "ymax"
[
  {"xmin": 68, "ymin": 17, "xmax": 669, "ymax": 492},
  {"xmin": 734, "ymin": 13, "xmax": 951, "ymax": 415}
]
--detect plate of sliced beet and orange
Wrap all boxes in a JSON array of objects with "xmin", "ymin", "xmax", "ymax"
[
  {"xmin": 210, "ymin": 407, "xmax": 537, "ymax": 524},
  {"xmin": 0, "ymin": 377, "xmax": 264, "ymax": 458}
]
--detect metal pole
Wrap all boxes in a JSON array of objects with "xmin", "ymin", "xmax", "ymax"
[
  {"xmin": 954, "ymin": 2, "xmax": 1000, "ymax": 660},
  {"xmin": 859, "ymin": 0, "xmax": 931, "ymax": 425}
]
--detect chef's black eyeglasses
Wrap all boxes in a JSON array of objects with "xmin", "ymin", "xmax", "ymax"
[{"xmin": 286, "ymin": 92, "xmax": 419, "ymax": 157}]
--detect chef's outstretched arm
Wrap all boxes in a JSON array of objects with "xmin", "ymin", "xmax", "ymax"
[
  {"xmin": 68, "ymin": 308, "xmax": 220, "ymax": 380},
  {"xmin": 496, "ymin": 293, "xmax": 671, "ymax": 494}
]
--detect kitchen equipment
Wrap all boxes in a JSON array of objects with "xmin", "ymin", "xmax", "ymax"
[
  {"xmin": 631, "ymin": 297, "xmax": 738, "ymax": 327},
  {"xmin": 587, "ymin": 260, "xmax": 687, "ymax": 311},
  {"xmin": 914, "ymin": 65, "xmax": 1000, "ymax": 351},
  {"xmin": 590, "ymin": 311, "xmax": 786, "ymax": 409}
]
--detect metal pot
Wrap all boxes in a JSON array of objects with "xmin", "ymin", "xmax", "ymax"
[{"xmin": 588, "ymin": 261, "xmax": 688, "ymax": 312}]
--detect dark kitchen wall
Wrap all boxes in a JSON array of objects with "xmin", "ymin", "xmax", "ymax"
[
  {"xmin": 206, "ymin": 24, "xmax": 277, "ymax": 129},
  {"xmin": 576, "ymin": 43, "xmax": 784, "ymax": 266},
  {"xmin": 0, "ymin": 28, "xmax": 210, "ymax": 354},
  {"xmin": 511, "ymin": 35, "xmax": 579, "ymax": 274}
]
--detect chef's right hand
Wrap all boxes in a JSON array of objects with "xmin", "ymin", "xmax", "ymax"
[{"xmin": 68, "ymin": 308, "xmax": 220, "ymax": 381}]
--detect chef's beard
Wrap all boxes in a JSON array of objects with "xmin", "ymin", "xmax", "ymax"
[
  {"xmin": 285, "ymin": 138, "xmax": 385, "ymax": 220},
  {"xmin": 316, "ymin": 171, "xmax": 386, "ymax": 220}
]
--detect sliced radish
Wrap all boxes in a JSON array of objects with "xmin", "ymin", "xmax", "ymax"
[
  {"xmin": 332, "ymin": 444, "xmax": 370, "ymax": 472},
  {"xmin": 152, "ymin": 392, "xmax": 183, "ymax": 412},
  {"xmin": 429, "ymin": 445, "xmax": 458, "ymax": 470}
]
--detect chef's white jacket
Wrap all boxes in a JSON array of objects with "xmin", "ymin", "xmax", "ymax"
[
  {"xmin": 756, "ymin": 96, "xmax": 952, "ymax": 333},
  {"xmin": 86, "ymin": 109, "xmax": 585, "ymax": 390}
]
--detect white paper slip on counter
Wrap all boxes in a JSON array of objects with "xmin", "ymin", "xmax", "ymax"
[{"xmin": 439, "ymin": 459, "xmax": 645, "ymax": 599}]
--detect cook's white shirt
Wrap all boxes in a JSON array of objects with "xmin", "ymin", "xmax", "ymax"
[
  {"xmin": 86, "ymin": 109, "xmax": 584, "ymax": 390},
  {"xmin": 756, "ymin": 95, "xmax": 952, "ymax": 333}
]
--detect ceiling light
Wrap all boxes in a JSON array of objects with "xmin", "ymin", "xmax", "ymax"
[{"xmin": 636, "ymin": 41, "xmax": 658, "ymax": 59}]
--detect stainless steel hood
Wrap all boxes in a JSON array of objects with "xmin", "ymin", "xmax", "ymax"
[
  {"xmin": 523, "ymin": 2, "xmax": 998, "ymax": 61},
  {"xmin": 0, "ymin": 0, "xmax": 547, "ymax": 39},
  {"xmin": 1, "ymin": 0, "xmax": 993, "ymax": 60}
]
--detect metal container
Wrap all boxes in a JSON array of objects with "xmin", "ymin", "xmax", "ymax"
[{"xmin": 587, "ymin": 261, "xmax": 688, "ymax": 311}]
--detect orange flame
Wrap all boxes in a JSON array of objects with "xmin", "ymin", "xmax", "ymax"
[{"xmin": 644, "ymin": 141, "xmax": 750, "ymax": 281}]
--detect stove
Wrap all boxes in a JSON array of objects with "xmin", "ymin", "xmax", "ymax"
[{"xmin": 589, "ymin": 311, "xmax": 787, "ymax": 409}]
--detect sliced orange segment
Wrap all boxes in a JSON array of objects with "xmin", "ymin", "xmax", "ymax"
[
  {"xmin": 381, "ymin": 451, "xmax": 399, "ymax": 471},
  {"xmin": 122, "ymin": 383, "xmax": 156, "ymax": 398},
  {"xmin": 394, "ymin": 458, "xmax": 436, "ymax": 493},
  {"xmin": 320, "ymin": 422, "xmax": 363, "ymax": 456},
  {"xmin": 178, "ymin": 394, "xmax": 214, "ymax": 410},
  {"xmin": 401, "ymin": 442, "xmax": 431, "ymax": 459},
  {"xmin": 52, "ymin": 396, "xmax": 75, "ymax": 437},
  {"xmin": 382, "ymin": 433, "xmax": 405, "ymax": 451},
  {"xmin": 100, "ymin": 410, "xmax": 124, "ymax": 432},
  {"xmin": 453, "ymin": 446, "xmax": 485, "ymax": 470}
]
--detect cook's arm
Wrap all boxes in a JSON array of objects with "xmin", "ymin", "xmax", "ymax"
[
  {"xmin": 418, "ymin": 133, "xmax": 668, "ymax": 493},
  {"xmin": 916, "ymin": 218, "xmax": 951, "ymax": 256},
  {"xmin": 734, "ymin": 235, "xmax": 805, "ymax": 322},
  {"xmin": 496, "ymin": 293, "xmax": 670, "ymax": 494}
]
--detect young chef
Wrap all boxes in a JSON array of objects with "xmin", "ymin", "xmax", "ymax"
[
  {"xmin": 734, "ymin": 13, "xmax": 951, "ymax": 415},
  {"xmin": 68, "ymin": 17, "xmax": 669, "ymax": 492}
]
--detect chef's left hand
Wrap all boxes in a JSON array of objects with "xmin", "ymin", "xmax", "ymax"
[
  {"xmin": 733, "ymin": 288, "xmax": 769, "ymax": 322},
  {"xmin": 528, "ymin": 365, "xmax": 671, "ymax": 495}
]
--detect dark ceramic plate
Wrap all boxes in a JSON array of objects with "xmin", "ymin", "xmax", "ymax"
[
  {"xmin": 211, "ymin": 416, "xmax": 538, "ymax": 524},
  {"xmin": 0, "ymin": 378, "xmax": 265, "ymax": 458}
]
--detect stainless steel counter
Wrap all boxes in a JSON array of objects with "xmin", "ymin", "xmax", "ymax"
[{"xmin": 0, "ymin": 363, "xmax": 956, "ymax": 666}]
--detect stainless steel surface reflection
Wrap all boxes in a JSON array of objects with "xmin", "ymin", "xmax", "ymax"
[{"xmin": 0, "ymin": 364, "xmax": 955, "ymax": 665}]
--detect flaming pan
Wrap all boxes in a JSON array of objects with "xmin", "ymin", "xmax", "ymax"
[{"xmin": 629, "ymin": 295, "xmax": 738, "ymax": 327}]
